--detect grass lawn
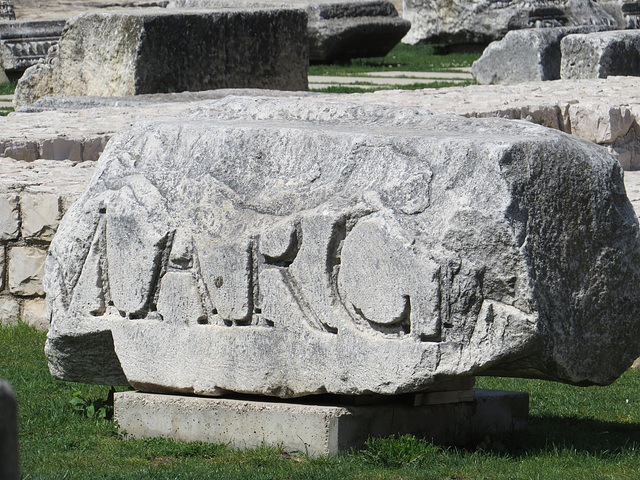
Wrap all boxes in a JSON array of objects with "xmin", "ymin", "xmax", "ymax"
[
  {"xmin": 2, "ymin": 322, "xmax": 640, "ymax": 479},
  {"xmin": 309, "ymin": 43, "xmax": 479, "ymax": 76}
]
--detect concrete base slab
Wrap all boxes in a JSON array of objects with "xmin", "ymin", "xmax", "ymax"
[{"xmin": 114, "ymin": 389, "xmax": 529, "ymax": 456}]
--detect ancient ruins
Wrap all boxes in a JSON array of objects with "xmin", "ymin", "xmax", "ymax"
[{"xmin": 44, "ymin": 96, "xmax": 640, "ymax": 398}]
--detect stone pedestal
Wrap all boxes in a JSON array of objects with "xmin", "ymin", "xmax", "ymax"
[{"xmin": 114, "ymin": 388, "xmax": 529, "ymax": 456}]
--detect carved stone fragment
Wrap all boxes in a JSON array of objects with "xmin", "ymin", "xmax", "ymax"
[
  {"xmin": 403, "ymin": 0, "xmax": 617, "ymax": 45},
  {"xmin": 45, "ymin": 97, "xmax": 640, "ymax": 397}
]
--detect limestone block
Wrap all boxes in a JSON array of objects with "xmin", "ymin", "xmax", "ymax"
[
  {"xmin": 1, "ymin": 140, "xmax": 39, "ymax": 161},
  {"xmin": 114, "ymin": 389, "xmax": 529, "ymax": 454},
  {"xmin": 14, "ymin": 9, "xmax": 308, "ymax": 108},
  {"xmin": 45, "ymin": 97, "xmax": 640, "ymax": 397},
  {"xmin": 402, "ymin": 0, "xmax": 616, "ymax": 45},
  {"xmin": 9, "ymin": 246, "xmax": 46, "ymax": 296},
  {"xmin": 561, "ymin": 30, "xmax": 640, "ymax": 79},
  {"xmin": 568, "ymin": 103, "xmax": 634, "ymax": 144},
  {"xmin": 0, "ymin": 194, "xmax": 19, "ymax": 240},
  {"xmin": 167, "ymin": 0, "xmax": 410, "ymax": 62},
  {"xmin": 472, "ymin": 26, "xmax": 607, "ymax": 85},
  {"xmin": 0, "ymin": 296, "xmax": 20, "ymax": 327},
  {"xmin": 0, "ymin": 379, "xmax": 19, "ymax": 480},
  {"xmin": 39, "ymin": 137, "xmax": 83, "ymax": 161},
  {"xmin": 21, "ymin": 192, "xmax": 61, "ymax": 241},
  {"xmin": 22, "ymin": 297, "xmax": 48, "ymax": 331}
]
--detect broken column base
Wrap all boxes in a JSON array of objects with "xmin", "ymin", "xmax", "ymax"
[{"xmin": 114, "ymin": 389, "xmax": 529, "ymax": 456}]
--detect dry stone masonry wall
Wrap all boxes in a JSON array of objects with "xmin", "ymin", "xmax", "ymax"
[{"xmin": 0, "ymin": 159, "xmax": 95, "ymax": 330}]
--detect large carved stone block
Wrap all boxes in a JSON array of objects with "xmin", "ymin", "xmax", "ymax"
[
  {"xmin": 14, "ymin": 9, "xmax": 308, "ymax": 108},
  {"xmin": 403, "ymin": 0, "xmax": 617, "ymax": 45},
  {"xmin": 45, "ymin": 97, "xmax": 640, "ymax": 397}
]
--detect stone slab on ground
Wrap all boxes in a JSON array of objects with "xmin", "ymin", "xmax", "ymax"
[
  {"xmin": 0, "ymin": 379, "xmax": 19, "ymax": 480},
  {"xmin": 561, "ymin": 29, "xmax": 640, "ymax": 79},
  {"xmin": 168, "ymin": 0, "xmax": 409, "ymax": 63},
  {"xmin": 14, "ymin": 8, "xmax": 308, "ymax": 108},
  {"xmin": 114, "ymin": 389, "xmax": 529, "ymax": 455}
]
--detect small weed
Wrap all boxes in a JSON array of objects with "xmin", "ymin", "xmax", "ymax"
[{"xmin": 69, "ymin": 387, "xmax": 115, "ymax": 420}]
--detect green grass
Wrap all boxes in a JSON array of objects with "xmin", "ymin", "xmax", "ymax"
[
  {"xmin": 0, "ymin": 80, "xmax": 16, "ymax": 95},
  {"xmin": 308, "ymin": 43, "xmax": 480, "ymax": 76},
  {"xmin": 312, "ymin": 80, "xmax": 476, "ymax": 94},
  {"xmin": 0, "ymin": 81, "xmax": 15, "ymax": 116},
  {"xmin": 3, "ymin": 322, "xmax": 640, "ymax": 479}
]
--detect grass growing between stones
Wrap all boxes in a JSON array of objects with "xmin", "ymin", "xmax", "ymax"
[
  {"xmin": 312, "ymin": 80, "xmax": 477, "ymax": 94},
  {"xmin": 3, "ymin": 322, "xmax": 640, "ymax": 479},
  {"xmin": 308, "ymin": 43, "xmax": 480, "ymax": 77}
]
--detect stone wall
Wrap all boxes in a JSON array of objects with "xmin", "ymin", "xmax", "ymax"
[{"xmin": 0, "ymin": 159, "xmax": 95, "ymax": 330}]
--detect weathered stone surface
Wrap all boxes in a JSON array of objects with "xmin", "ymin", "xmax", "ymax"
[
  {"xmin": 561, "ymin": 30, "xmax": 640, "ymax": 79},
  {"xmin": 0, "ymin": 194, "xmax": 19, "ymax": 240},
  {"xmin": 21, "ymin": 192, "xmax": 61, "ymax": 240},
  {"xmin": 0, "ymin": 379, "xmax": 19, "ymax": 480},
  {"xmin": 22, "ymin": 297, "xmax": 48, "ymax": 331},
  {"xmin": 45, "ymin": 97, "xmax": 640, "ymax": 397},
  {"xmin": 472, "ymin": 26, "xmax": 607, "ymax": 85},
  {"xmin": 14, "ymin": 9, "xmax": 308, "ymax": 108},
  {"xmin": 402, "ymin": 0, "xmax": 616, "ymax": 45},
  {"xmin": 9, "ymin": 245, "xmax": 46, "ymax": 296},
  {"xmin": 168, "ymin": 0, "xmax": 409, "ymax": 62},
  {"xmin": 0, "ymin": 296, "xmax": 19, "ymax": 326}
]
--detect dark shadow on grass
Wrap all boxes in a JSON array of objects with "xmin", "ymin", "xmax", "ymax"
[{"xmin": 479, "ymin": 415, "xmax": 640, "ymax": 458}]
